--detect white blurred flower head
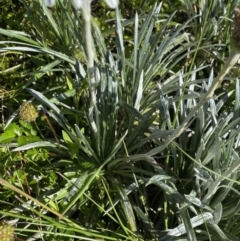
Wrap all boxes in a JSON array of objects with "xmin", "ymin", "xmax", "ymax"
[
  {"xmin": 72, "ymin": 0, "xmax": 87, "ymax": 10},
  {"xmin": 104, "ymin": 0, "xmax": 118, "ymax": 9},
  {"xmin": 72, "ymin": 0, "xmax": 118, "ymax": 9},
  {"xmin": 43, "ymin": 0, "xmax": 119, "ymax": 9},
  {"xmin": 44, "ymin": 0, "xmax": 56, "ymax": 7}
]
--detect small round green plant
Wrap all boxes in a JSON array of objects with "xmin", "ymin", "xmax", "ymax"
[
  {"xmin": 0, "ymin": 221, "xmax": 15, "ymax": 241},
  {"xmin": 19, "ymin": 102, "xmax": 39, "ymax": 122}
]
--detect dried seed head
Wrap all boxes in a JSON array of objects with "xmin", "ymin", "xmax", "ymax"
[
  {"xmin": 19, "ymin": 102, "xmax": 39, "ymax": 123},
  {"xmin": 0, "ymin": 221, "xmax": 15, "ymax": 241},
  {"xmin": 231, "ymin": 7, "xmax": 240, "ymax": 50}
]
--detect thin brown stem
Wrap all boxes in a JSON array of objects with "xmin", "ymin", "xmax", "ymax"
[{"xmin": 43, "ymin": 113, "xmax": 60, "ymax": 148}]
